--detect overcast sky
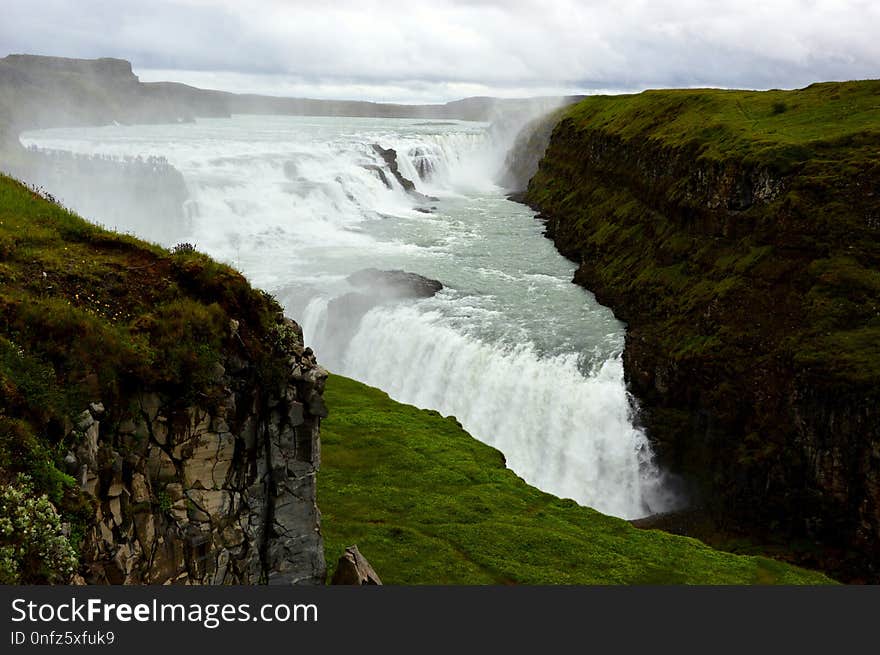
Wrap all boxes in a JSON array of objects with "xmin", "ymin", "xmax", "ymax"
[{"xmin": 2, "ymin": 0, "xmax": 878, "ymax": 103}]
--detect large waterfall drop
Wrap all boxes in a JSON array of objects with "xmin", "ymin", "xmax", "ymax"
[{"xmin": 23, "ymin": 114, "xmax": 679, "ymax": 518}]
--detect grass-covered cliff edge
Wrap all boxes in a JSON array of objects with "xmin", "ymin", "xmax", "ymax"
[
  {"xmin": 0, "ymin": 174, "xmax": 325, "ymax": 584},
  {"xmin": 523, "ymin": 81, "xmax": 880, "ymax": 581}
]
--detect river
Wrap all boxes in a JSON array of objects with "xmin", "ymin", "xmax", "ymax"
[{"xmin": 22, "ymin": 114, "xmax": 678, "ymax": 519}]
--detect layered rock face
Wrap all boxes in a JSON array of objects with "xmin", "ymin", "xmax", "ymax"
[
  {"xmin": 72, "ymin": 320, "xmax": 327, "ymax": 585},
  {"xmin": 524, "ymin": 85, "xmax": 880, "ymax": 580}
]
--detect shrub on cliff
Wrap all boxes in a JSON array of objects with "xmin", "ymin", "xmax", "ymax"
[{"xmin": 0, "ymin": 474, "xmax": 77, "ymax": 584}]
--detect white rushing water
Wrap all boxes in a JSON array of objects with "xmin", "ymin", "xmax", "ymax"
[{"xmin": 22, "ymin": 114, "xmax": 679, "ymax": 519}]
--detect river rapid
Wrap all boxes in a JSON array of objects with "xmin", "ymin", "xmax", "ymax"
[{"xmin": 23, "ymin": 114, "xmax": 679, "ymax": 518}]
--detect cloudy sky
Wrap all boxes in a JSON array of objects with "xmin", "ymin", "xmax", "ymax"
[{"xmin": 2, "ymin": 0, "xmax": 878, "ymax": 103}]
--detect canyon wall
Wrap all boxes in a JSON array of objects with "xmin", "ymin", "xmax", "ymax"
[{"xmin": 522, "ymin": 82, "xmax": 880, "ymax": 580}]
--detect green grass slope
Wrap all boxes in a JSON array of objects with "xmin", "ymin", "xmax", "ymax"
[
  {"xmin": 319, "ymin": 375, "xmax": 832, "ymax": 584},
  {"xmin": 0, "ymin": 174, "xmax": 291, "ymax": 580},
  {"xmin": 564, "ymin": 80, "xmax": 880, "ymax": 169}
]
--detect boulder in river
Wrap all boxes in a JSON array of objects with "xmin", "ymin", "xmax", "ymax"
[
  {"xmin": 347, "ymin": 267, "xmax": 443, "ymax": 299},
  {"xmin": 321, "ymin": 269, "xmax": 444, "ymax": 354},
  {"xmin": 370, "ymin": 144, "xmax": 438, "ymax": 202}
]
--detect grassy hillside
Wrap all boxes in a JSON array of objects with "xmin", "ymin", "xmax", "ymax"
[
  {"xmin": 564, "ymin": 81, "xmax": 880, "ymax": 168},
  {"xmin": 0, "ymin": 174, "xmax": 291, "ymax": 580},
  {"xmin": 319, "ymin": 375, "xmax": 832, "ymax": 584}
]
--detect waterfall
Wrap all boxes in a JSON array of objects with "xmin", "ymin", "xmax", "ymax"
[
  {"xmin": 22, "ymin": 114, "xmax": 681, "ymax": 520},
  {"xmin": 342, "ymin": 305, "xmax": 672, "ymax": 518}
]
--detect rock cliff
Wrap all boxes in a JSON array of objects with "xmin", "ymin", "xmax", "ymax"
[
  {"xmin": 73, "ymin": 319, "xmax": 327, "ymax": 585},
  {"xmin": 523, "ymin": 82, "xmax": 880, "ymax": 581},
  {"xmin": 0, "ymin": 175, "xmax": 326, "ymax": 584}
]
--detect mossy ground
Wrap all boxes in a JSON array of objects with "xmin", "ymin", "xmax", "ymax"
[{"xmin": 319, "ymin": 374, "xmax": 832, "ymax": 584}]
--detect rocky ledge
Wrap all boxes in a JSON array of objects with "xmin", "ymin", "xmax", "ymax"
[
  {"xmin": 71, "ymin": 318, "xmax": 327, "ymax": 585},
  {"xmin": 347, "ymin": 268, "xmax": 443, "ymax": 299}
]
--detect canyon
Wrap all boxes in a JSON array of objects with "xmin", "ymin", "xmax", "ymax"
[{"xmin": 2, "ymin": 55, "xmax": 878, "ymax": 584}]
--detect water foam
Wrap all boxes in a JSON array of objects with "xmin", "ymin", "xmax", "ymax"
[{"xmin": 336, "ymin": 304, "xmax": 672, "ymax": 518}]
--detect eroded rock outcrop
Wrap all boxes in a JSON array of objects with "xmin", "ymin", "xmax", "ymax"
[
  {"xmin": 369, "ymin": 144, "xmax": 437, "ymax": 203},
  {"xmin": 71, "ymin": 318, "xmax": 327, "ymax": 585},
  {"xmin": 330, "ymin": 545, "xmax": 382, "ymax": 585}
]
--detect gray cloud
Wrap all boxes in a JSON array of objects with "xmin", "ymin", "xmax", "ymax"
[{"xmin": 1, "ymin": 0, "xmax": 878, "ymax": 102}]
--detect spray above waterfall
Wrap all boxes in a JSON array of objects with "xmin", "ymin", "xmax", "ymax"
[{"xmin": 22, "ymin": 111, "xmax": 681, "ymax": 520}]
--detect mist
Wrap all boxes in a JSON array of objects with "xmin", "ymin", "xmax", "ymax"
[
  {"xmin": 0, "ymin": 51, "xmax": 574, "ymax": 250},
  {"xmin": 11, "ymin": 96, "xmax": 567, "ymax": 247}
]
